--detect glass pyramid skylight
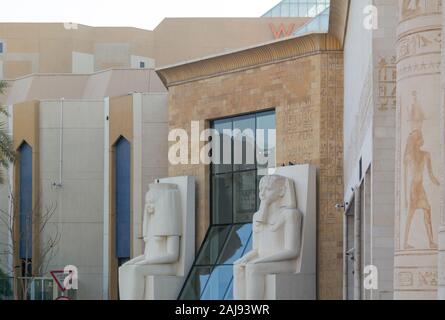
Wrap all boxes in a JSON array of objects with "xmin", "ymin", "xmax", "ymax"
[
  {"xmin": 262, "ymin": 0, "xmax": 330, "ymax": 18},
  {"xmin": 293, "ymin": 6, "xmax": 330, "ymax": 36}
]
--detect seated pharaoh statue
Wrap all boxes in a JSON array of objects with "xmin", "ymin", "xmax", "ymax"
[
  {"xmin": 234, "ymin": 175, "xmax": 303, "ymax": 300},
  {"xmin": 119, "ymin": 182, "xmax": 182, "ymax": 300}
]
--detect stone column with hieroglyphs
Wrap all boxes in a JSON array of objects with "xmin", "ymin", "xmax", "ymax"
[
  {"xmin": 439, "ymin": 3, "xmax": 445, "ymax": 301},
  {"xmin": 395, "ymin": 0, "xmax": 442, "ymax": 299}
]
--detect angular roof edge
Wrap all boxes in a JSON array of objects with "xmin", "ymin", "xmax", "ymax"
[
  {"xmin": 156, "ymin": 0, "xmax": 349, "ymax": 88},
  {"xmin": 156, "ymin": 33, "xmax": 341, "ymax": 87},
  {"xmin": 328, "ymin": 0, "xmax": 350, "ymax": 47}
]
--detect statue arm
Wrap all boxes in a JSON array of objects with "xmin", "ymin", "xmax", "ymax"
[
  {"xmin": 122, "ymin": 255, "xmax": 145, "ymax": 266},
  {"xmin": 136, "ymin": 235, "xmax": 180, "ymax": 265},
  {"xmin": 234, "ymin": 249, "xmax": 258, "ymax": 265},
  {"xmin": 404, "ymin": 149, "xmax": 409, "ymax": 208},
  {"xmin": 426, "ymin": 153, "xmax": 440, "ymax": 186},
  {"xmin": 142, "ymin": 204, "xmax": 149, "ymax": 238},
  {"xmin": 234, "ymin": 224, "xmax": 259, "ymax": 265}
]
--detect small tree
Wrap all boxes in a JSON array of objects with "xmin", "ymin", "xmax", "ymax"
[
  {"xmin": 0, "ymin": 191, "xmax": 60, "ymax": 300},
  {"xmin": 0, "ymin": 264, "xmax": 12, "ymax": 299}
]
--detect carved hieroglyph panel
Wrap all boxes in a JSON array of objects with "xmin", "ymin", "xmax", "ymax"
[
  {"xmin": 399, "ymin": 0, "xmax": 442, "ymax": 22},
  {"xmin": 377, "ymin": 56, "xmax": 397, "ymax": 112}
]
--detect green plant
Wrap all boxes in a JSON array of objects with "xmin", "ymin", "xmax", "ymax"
[
  {"xmin": 0, "ymin": 81, "xmax": 15, "ymax": 184},
  {"xmin": 0, "ymin": 266, "xmax": 13, "ymax": 299}
]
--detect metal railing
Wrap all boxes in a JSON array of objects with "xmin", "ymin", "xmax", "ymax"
[{"xmin": 0, "ymin": 277, "xmax": 56, "ymax": 300}]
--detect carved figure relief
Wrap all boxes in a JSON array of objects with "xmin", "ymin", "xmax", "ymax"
[{"xmin": 403, "ymin": 91, "xmax": 440, "ymax": 250}]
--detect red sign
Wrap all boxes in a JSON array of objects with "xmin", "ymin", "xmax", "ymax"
[{"xmin": 269, "ymin": 23, "xmax": 297, "ymax": 39}]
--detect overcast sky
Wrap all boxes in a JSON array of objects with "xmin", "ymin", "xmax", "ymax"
[{"xmin": 0, "ymin": 0, "xmax": 281, "ymax": 30}]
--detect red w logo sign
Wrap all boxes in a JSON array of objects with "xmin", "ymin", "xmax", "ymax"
[{"xmin": 269, "ymin": 23, "xmax": 296, "ymax": 39}]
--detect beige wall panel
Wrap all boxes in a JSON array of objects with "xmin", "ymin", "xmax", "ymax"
[
  {"xmin": 39, "ymin": 38, "xmax": 72, "ymax": 73},
  {"xmin": 153, "ymin": 18, "xmax": 309, "ymax": 67},
  {"xmin": 4, "ymin": 60, "xmax": 32, "ymax": 79},
  {"xmin": 38, "ymin": 100, "xmax": 104, "ymax": 300},
  {"xmin": 109, "ymin": 95, "xmax": 133, "ymax": 144},
  {"xmin": 72, "ymin": 52, "xmax": 95, "ymax": 74},
  {"xmin": 5, "ymin": 38, "xmax": 39, "ymax": 53}
]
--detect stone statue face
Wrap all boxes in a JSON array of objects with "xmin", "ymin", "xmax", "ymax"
[{"xmin": 259, "ymin": 175, "xmax": 285, "ymax": 204}]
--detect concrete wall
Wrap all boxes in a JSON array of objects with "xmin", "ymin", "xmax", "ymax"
[
  {"xmin": 1, "ymin": 69, "xmax": 167, "ymax": 106},
  {"xmin": 39, "ymin": 99, "xmax": 105, "ymax": 300},
  {"xmin": 343, "ymin": 0, "xmax": 373, "ymax": 199},
  {"xmin": 371, "ymin": 0, "xmax": 398, "ymax": 300},
  {"xmin": 343, "ymin": 0, "xmax": 398, "ymax": 300},
  {"xmin": 72, "ymin": 52, "xmax": 94, "ymax": 74},
  {"xmin": 0, "ymin": 23, "xmax": 155, "ymax": 78},
  {"xmin": 0, "ymin": 92, "xmax": 169, "ymax": 300},
  {"xmin": 0, "ymin": 18, "xmax": 310, "ymax": 80}
]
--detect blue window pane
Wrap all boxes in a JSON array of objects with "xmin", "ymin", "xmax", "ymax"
[
  {"xmin": 201, "ymin": 265, "xmax": 233, "ymax": 300},
  {"xmin": 243, "ymin": 230, "xmax": 253, "ymax": 254},
  {"xmin": 0, "ymin": 42, "xmax": 3, "ymax": 53},
  {"xmin": 223, "ymin": 280, "xmax": 234, "ymax": 300},
  {"xmin": 212, "ymin": 174, "xmax": 233, "ymax": 225},
  {"xmin": 217, "ymin": 224, "xmax": 252, "ymax": 265},
  {"xmin": 115, "ymin": 137, "xmax": 131, "ymax": 258},
  {"xmin": 233, "ymin": 115, "xmax": 255, "ymax": 171},
  {"xmin": 19, "ymin": 143, "xmax": 32, "ymax": 260},
  {"xmin": 195, "ymin": 226, "xmax": 231, "ymax": 266},
  {"xmin": 179, "ymin": 266, "xmax": 212, "ymax": 300},
  {"xmin": 233, "ymin": 171, "xmax": 256, "ymax": 223},
  {"xmin": 262, "ymin": 0, "xmax": 330, "ymax": 18}
]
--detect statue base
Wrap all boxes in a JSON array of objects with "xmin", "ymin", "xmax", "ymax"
[
  {"xmin": 265, "ymin": 273, "xmax": 316, "ymax": 300},
  {"xmin": 144, "ymin": 276, "xmax": 186, "ymax": 300}
]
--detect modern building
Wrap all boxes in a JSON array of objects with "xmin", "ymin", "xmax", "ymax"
[
  {"xmin": 0, "ymin": 71, "xmax": 169, "ymax": 299},
  {"xmin": 3, "ymin": 0, "xmax": 445, "ymax": 301},
  {"xmin": 0, "ymin": 16, "xmax": 310, "ymax": 81},
  {"xmin": 0, "ymin": 3, "xmax": 316, "ymax": 300}
]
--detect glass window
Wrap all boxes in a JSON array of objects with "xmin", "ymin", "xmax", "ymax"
[
  {"xmin": 212, "ymin": 174, "xmax": 233, "ymax": 224},
  {"xmin": 195, "ymin": 226, "xmax": 231, "ymax": 266},
  {"xmin": 213, "ymin": 119, "xmax": 232, "ymax": 174},
  {"xmin": 180, "ymin": 267, "xmax": 212, "ymax": 300},
  {"xmin": 223, "ymin": 281, "xmax": 234, "ymax": 300},
  {"xmin": 233, "ymin": 115, "xmax": 255, "ymax": 171},
  {"xmin": 19, "ymin": 142, "xmax": 33, "ymax": 261},
  {"xmin": 262, "ymin": 0, "xmax": 330, "ymax": 18},
  {"xmin": 179, "ymin": 110, "xmax": 276, "ymax": 300},
  {"xmin": 233, "ymin": 171, "xmax": 256, "ymax": 223},
  {"xmin": 0, "ymin": 42, "xmax": 3, "ymax": 54},
  {"xmin": 201, "ymin": 265, "xmax": 233, "ymax": 300},
  {"xmin": 217, "ymin": 224, "xmax": 252, "ymax": 265},
  {"xmin": 115, "ymin": 137, "xmax": 131, "ymax": 259}
]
